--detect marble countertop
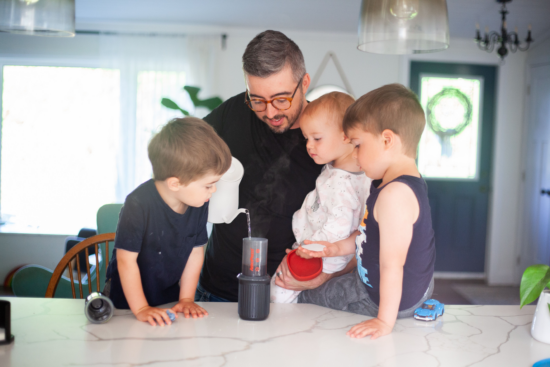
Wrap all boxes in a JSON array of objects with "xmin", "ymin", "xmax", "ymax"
[{"xmin": 0, "ymin": 297, "xmax": 549, "ymax": 366}]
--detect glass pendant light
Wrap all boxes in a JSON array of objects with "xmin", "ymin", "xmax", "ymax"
[
  {"xmin": 358, "ymin": 0, "xmax": 449, "ymax": 54},
  {"xmin": 0, "ymin": 0, "xmax": 75, "ymax": 37}
]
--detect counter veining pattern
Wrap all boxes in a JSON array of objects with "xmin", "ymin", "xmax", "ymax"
[{"xmin": 0, "ymin": 298, "xmax": 548, "ymax": 367}]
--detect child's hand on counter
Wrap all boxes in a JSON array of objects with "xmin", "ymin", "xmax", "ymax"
[
  {"xmin": 172, "ymin": 299, "xmax": 208, "ymax": 318},
  {"xmin": 347, "ymin": 317, "xmax": 393, "ymax": 339},
  {"xmin": 135, "ymin": 306, "xmax": 174, "ymax": 326}
]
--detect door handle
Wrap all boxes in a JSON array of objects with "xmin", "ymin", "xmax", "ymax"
[{"xmin": 541, "ymin": 189, "xmax": 550, "ymax": 196}]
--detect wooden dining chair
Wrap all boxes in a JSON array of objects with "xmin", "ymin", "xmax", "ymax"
[{"xmin": 45, "ymin": 233, "xmax": 115, "ymax": 298}]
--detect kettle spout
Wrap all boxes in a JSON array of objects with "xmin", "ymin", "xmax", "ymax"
[{"xmin": 223, "ymin": 208, "xmax": 248, "ymax": 223}]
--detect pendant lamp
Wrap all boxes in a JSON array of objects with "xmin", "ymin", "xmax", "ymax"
[
  {"xmin": 358, "ymin": 0, "xmax": 449, "ymax": 54},
  {"xmin": 0, "ymin": 0, "xmax": 75, "ymax": 37}
]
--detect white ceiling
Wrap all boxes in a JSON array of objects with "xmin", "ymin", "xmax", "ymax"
[{"xmin": 76, "ymin": 0, "xmax": 550, "ymax": 40}]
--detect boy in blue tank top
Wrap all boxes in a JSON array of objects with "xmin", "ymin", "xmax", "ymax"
[{"xmin": 298, "ymin": 84, "xmax": 435, "ymax": 339}]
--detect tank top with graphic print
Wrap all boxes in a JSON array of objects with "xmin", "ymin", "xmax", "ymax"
[{"xmin": 355, "ymin": 175, "xmax": 435, "ymax": 310}]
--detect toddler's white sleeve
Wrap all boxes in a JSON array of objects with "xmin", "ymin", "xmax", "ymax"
[{"xmin": 307, "ymin": 176, "xmax": 362, "ymax": 243}]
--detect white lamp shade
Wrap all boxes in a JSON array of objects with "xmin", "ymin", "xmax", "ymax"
[
  {"xmin": 0, "ymin": 0, "xmax": 75, "ymax": 37},
  {"xmin": 358, "ymin": 0, "xmax": 449, "ymax": 54}
]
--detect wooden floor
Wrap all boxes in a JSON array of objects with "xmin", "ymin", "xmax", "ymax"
[{"xmin": 432, "ymin": 279, "xmax": 483, "ymax": 305}]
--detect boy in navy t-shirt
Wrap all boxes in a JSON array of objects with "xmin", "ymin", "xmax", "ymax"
[
  {"xmin": 106, "ymin": 117, "xmax": 231, "ymax": 326},
  {"xmin": 298, "ymin": 84, "xmax": 436, "ymax": 339}
]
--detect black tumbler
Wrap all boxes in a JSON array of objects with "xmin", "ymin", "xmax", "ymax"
[{"xmin": 237, "ymin": 237, "xmax": 270, "ymax": 321}]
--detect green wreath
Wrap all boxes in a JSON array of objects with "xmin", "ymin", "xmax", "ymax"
[{"xmin": 426, "ymin": 87, "xmax": 473, "ymax": 138}]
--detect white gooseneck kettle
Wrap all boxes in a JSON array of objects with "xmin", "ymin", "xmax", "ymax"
[{"xmin": 208, "ymin": 157, "xmax": 247, "ymax": 224}]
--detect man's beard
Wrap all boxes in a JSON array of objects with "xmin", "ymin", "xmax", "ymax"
[{"xmin": 262, "ymin": 96, "xmax": 304, "ymax": 134}]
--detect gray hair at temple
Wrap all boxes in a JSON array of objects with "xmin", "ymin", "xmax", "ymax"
[{"xmin": 242, "ymin": 30, "xmax": 306, "ymax": 82}]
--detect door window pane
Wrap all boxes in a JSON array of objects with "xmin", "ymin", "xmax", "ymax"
[
  {"xmin": 417, "ymin": 76, "xmax": 482, "ymax": 180},
  {"xmin": 1, "ymin": 66, "xmax": 120, "ymax": 234}
]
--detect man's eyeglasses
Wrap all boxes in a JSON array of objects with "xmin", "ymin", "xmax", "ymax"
[{"xmin": 245, "ymin": 75, "xmax": 304, "ymax": 112}]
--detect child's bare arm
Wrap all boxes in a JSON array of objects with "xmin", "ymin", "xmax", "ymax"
[
  {"xmin": 117, "ymin": 249, "xmax": 172, "ymax": 326},
  {"xmin": 348, "ymin": 182, "xmax": 418, "ymax": 339},
  {"xmin": 297, "ymin": 231, "xmax": 359, "ymax": 259},
  {"xmin": 171, "ymin": 245, "xmax": 208, "ymax": 318}
]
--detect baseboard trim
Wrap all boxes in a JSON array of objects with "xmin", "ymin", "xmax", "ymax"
[{"xmin": 434, "ymin": 272, "xmax": 485, "ymax": 280}]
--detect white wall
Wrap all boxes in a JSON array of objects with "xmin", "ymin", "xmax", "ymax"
[
  {"xmin": 0, "ymin": 23, "xmax": 530, "ymax": 286},
  {"xmin": 525, "ymin": 33, "xmax": 550, "ymax": 66},
  {"xmin": 216, "ymin": 30, "xmax": 400, "ymax": 101},
  {"xmin": 0, "ymin": 234, "xmax": 67, "ymax": 282},
  {"xmin": 515, "ymin": 34, "xmax": 550, "ymax": 277}
]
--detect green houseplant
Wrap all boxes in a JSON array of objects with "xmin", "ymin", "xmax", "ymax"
[
  {"xmin": 520, "ymin": 264, "xmax": 550, "ymax": 344},
  {"xmin": 161, "ymin": 86, "xmax": 222, "ymax": 116},
  {"xmin": 520, "ymin": 264, "xmax": 550, "ymax": 309}
]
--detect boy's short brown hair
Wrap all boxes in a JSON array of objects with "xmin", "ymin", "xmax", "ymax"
[
  {"xmin": 148, "ymin": 117, "xmax": 231, "ymax": 185},
  {"xmin": 343, "ymin": 84, "xmax": 426, "ymax": 158},
  {"xmin": 302, "ymin": 91, "xmax": 355, "ymax": 129}
]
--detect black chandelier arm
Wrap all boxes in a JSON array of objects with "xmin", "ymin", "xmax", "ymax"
[
  {"xmin": 506, "ymin": 31, "xmax": 518, "ymax": 53},
  {"xmin": 505, "ymin": 31, "xmax": 531, "ymax": 52},
  {"xmin": 489, "ymin": 31, "xmax": 500, "ymax": 44},
  {"xmin": 476, "ymin": 31, "xmax": 500, "ymax": 52},
  {"xmin": 477, "ymin": 39, "xmax": 495, "ymax": 52},
  {"xmin": 489, "ymin": 31, "xmax": 502, "ymax": 52},
  {"xmin": 507, "ymin": 31, "xmax": 518, "ymax": 43},
  {"xmin": 517, "ymin": 29, "xmax": 533, "ymax": 51}
]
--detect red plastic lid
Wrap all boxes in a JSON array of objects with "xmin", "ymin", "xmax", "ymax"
[{"xmin": 287, "ymin": 248, "xmax": 323, "ymax": 281}]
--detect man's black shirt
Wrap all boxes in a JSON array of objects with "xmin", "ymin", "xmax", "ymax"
[{"xmin": 201, "ymin": 92, "xmax": 322, "ymax": 301}]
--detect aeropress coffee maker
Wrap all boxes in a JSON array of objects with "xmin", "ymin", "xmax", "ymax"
[{"xmin": 237, "ymin": 237, "xmax": 270, "ymax": 321}]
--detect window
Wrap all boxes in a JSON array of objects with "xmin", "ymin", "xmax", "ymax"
[
  {"xmin": 0, "ymin": 33, "xmax": 219, "ymax": 234},
  {"xmin": 1, "ymin": 65, "xmax": 120, "ymax": 234},
  {"xmin": 0, "ymin": 64, "xmax": 193, "ymax": 234},
  {"xmin": 135, "ymin": 71, "xmax": 188, "ymax": 185},
  {"xmin": 417, "ymin": 76, "xmax": 482, "ymax": 180}
]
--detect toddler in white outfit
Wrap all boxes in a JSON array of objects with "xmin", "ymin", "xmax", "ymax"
[{"xmin": 271, "ymin": 92, "xmax": 371, "ymax": 303}]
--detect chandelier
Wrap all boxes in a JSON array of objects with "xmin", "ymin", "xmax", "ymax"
[{"xmin": 474, "ymin": 0, "xmax": 533, "ymax": 60}]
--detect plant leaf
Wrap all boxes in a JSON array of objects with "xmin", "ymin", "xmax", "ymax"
[
  {"xmin": 195, "ymin": 97, "xmax": 223, "ymax": 110},
  {"xmin": 161, "ymin": 98, "xmax": 189, "ymax": 116},
  {"xmin": 520, "ymin": 264, "xmax": 550, "ymax": 308},
  {"xmin": 161, "ymin": 98, "xmax": 180, "ymax": 110},
  {"xmin": 183, "ymin": 86, "xmax": 222, "ymax": 111},
  {"xmin": 548, "ymin": 303, "xmax": 550, "ymax": 314}
]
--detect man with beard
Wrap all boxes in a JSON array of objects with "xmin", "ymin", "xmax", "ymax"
[{"xmin": 195, "ymin": 30, "xmax": 356, "ymax": 302}]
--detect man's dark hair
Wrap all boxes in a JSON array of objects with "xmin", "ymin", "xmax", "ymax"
[{"xmin": 242, "ymin": 30, "xmax": 306, "ymax": 82}]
